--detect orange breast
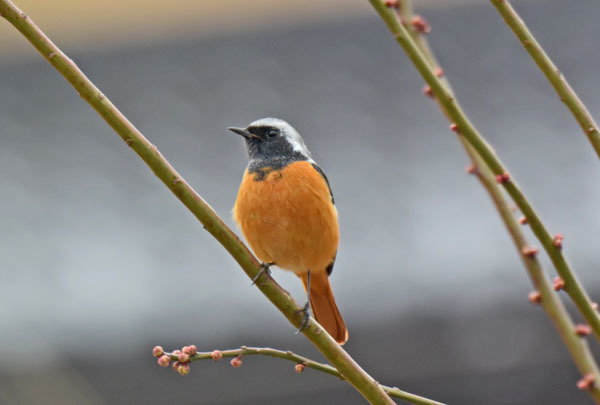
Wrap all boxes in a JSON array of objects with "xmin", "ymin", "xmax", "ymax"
[{"xmin": 233, "ymin": 161, "xmax": 339, "ymax": 275}]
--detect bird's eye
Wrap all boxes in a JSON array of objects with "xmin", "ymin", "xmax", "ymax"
[{"xmin": 267, "ymin": 129, "xmax": 279, "ymax": 139}]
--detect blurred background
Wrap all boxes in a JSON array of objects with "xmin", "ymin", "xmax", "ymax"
[{"xmin": 1, "ymin": 0, "xmax": 599, "ymax": 403}]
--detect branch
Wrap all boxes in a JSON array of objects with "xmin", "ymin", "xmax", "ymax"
[
  {"xmin": 369, "ymin": 0, "xmax": 600, "ymax": 345},
  {"xmin": 461, "ymin": 122, "xmax": 600, "ymax": 401},
  {"xmin": 376, "ymin": 1, "xmax": 600, "ymax": 400},
  {"xmin": 463, "ymin": 130, "xmax": 600, "ymax": 401},
  {"xmin": 490, "ymin": 0, "xmax": 600, "ymax": 160},
  {"xmin": 152, "ymin": 345, "xmax": 445, "ymax": 405},
  {"xmin": 0, "ymin": 1, "xmax": 417, "ymax": 403}
]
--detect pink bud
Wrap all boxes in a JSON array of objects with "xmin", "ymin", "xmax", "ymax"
[
  {"xmin": 230, "ymin": 357, "xmax": 242, "ymax": 368},
  {"xmin": 495, "ymin": 172, "xmax": 510, "ymax": 184},
  {"xmin": 178, "ymin": 352, "xmax": 190, "ymax": 363},
  {"xmin": 157, "ymin": 355, "xmax": 171, "ymax": 367},
  {"xmin": 528, "ymin": 291, "xmax": 541, "ymax": 305},
  {"xmin": 152, "ymin": 346, "xmax": 164, "ymax": 358},
  {"xmin": 553, "ymin": 233, "xmax": 564, "ymax": 249},
  {"xmin": 183, "ymin": 345, "xmax": 197, "ymax": 356},
  {"xmin": 212, "ymin": 350, "xmax": 223, "ymax": 362},
  {"xmin": 522, "ymin": 246, "xmax": 538, "ymax": 258},
  {"xmin": 575, "ymin": 324, "xmax": 592, "ymax": 337},
  {"xmin": 577, "ymin": 373, "xmax": 595, "ymax": 391},
  {"xmin": 422, "ymin": 85, "xmax": 434, "ymax": 98},
  {"xmin": 411, "ymin": 15, "xmax": 431, "ymax": 34},
  {"xmin": 177, "ymin": 363, "xmax": 190, "ymax": 376},
  {"xmin": 553, "ymin": 277, "xmax": 565, "ymax": 291}
]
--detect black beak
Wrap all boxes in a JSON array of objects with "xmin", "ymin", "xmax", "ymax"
[{"xmin": 228, "ymin": 127, "xmax": 253, "ymax": 139}]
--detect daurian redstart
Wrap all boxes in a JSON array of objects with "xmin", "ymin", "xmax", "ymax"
[{"xmin": 229, "ymin": 118, "xmax": 348, "ymax": 345}]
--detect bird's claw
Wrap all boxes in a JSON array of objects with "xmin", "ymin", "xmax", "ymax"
[
  {"xmin": 251, "ymin": 262, "xmax": 273, "ymax": 285},
  {"xmin": 295, "ymin": 301, "xmax": 311, "ymax": 334}
]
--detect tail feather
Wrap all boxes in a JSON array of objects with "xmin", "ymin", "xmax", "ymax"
[{"xmin": 301, "ymin": 272, "xmax": 348, "ymax": 345}]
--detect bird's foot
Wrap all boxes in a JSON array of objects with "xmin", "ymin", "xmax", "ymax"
[
  {"xmin": 295, "ymin": 301, "xmax": 311, "ymax": 334},
  {"xmin": 251, "ymin": 262, "xmax": 274, "ymax": 285}
]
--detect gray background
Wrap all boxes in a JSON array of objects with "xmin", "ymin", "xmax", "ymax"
[{"xmin": 1, "ymin": 0, "xmax": 600, "ymax": 403}]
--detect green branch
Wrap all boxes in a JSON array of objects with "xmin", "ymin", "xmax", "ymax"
[
  {"xmin": 375, "ymin": 2, "xmax": 600, "ymax": 400},
  {"xmin": 463, "ymin": 131, "xmax": 600, "ymax": 403},
  {"xmin": 369, "ymin": 0, "xmax": 600, "ymax": 345},
  {"xmin": 394, "ymin": 3, "xmax": 600, "ymax": 397},
  {"xmin": 490, "ymin": 0, "xmax": 600, "ymax": 160},
  {"xmin": 153, "ymin": 345, "xmax": 445, "ymax": 405},
  {"xmin": 478, "ymin": 153, "xmax": 600, "ymax": 402},
  {"xmin": 0, "ymin": 1, "xmax": 428, "ymax": 403}
]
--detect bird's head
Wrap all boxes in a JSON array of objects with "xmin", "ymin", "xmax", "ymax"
[{"xmin": 228, "ymin": 118, "xmax": 312, "ymax": 164}]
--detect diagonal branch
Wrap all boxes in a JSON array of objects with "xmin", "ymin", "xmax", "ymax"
[
  {"xmin": 490, "ymin": 0, "xmax": 600, "ymax": 160},
  {"xmin": 369, "ymin": 0, "xmax": 600, "ymax": 345},
  {"xmin": 153, "ymin": 345, "xmax": 445, "ymax": 405},
  {"xmin": 0, "ymin": 1, "xmax": 419, "ymax": 403},
  {"xmin": 375, "ymin": 1, "xmax": 600, "ymax": 400}
]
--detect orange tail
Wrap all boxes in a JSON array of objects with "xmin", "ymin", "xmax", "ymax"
[{"xmin": 301, "ymin": 271, "xmax": 348, "ymax": 345}]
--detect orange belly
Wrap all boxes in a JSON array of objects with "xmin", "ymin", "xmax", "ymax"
[{"xmin": 233, "ymin": 161, "xmax": 339, "ymax": 275}]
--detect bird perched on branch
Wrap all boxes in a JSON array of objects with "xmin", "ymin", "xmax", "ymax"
[{"xmin": 230, "ymin": 118, "xmax": 348, "ymax": 345}]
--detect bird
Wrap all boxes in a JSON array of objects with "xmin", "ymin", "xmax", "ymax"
[{"xmin": 229, "ymin": 118, "xmax": 348, "ymax": 345}]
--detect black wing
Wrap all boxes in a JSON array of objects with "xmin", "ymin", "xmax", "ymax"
[
  {"xmin": 325, "ymin": 255, "xmax": 337, "ymax": 276},
  {"xmin": 311, "ymin": 163, "xmax": 334, "ymax": 204},
  {"xmin": 312, "ymin": 163, "xmax": 337, "ymax": 275}
]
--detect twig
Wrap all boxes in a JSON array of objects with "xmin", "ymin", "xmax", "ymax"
[
  {"xmin": 490, "ymin": 0, "xmax": 600, "ymax": 159},
  {"xmin": 462, "ymin": 128, "xmax": 600, "ymax": 402},
  {"xmin": 402, "ymin": 0, "xmax": 600, "ymax": 386},
  {"xmin": 476, "ymin": 149, "xmax": 600, "ymax": 402},
  {"xmin": 369, "ymin": 0, "xmax": 600, "ymax": 344},
  {"xmin": 153, "ymin": 345, "xmax": 445, "ymax": 405},
  {"xmin": 379, "ymin": 2, "xmax": 600, "ymax": 400},
  {"xmin": 0, "ymin": 1, "xmax": 409, "ymax": 404}
]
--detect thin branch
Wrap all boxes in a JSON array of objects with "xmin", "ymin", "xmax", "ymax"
[
  {"xmin": 395, "ymin": 4, "xmax": 600, "ymax": 397},
  {"xmin": 0, "ymin": 1, "xmax": 410, "ymax": 404},
  {"xmin": 369, "ymin": 0, "xmax": 600, "ymax": 344},
  {"xmin": 379, "ymin": 2, "xmax": 600, "ymax": 399},
  {"xmin": 473, "ymin": 147, "xmax": 600, "ymax": 402},
  {"xmin": 154, "ymin": 345, "xmax": 445, "ymax": 405},
  {"xmin": 490, "ymin": 0, "xmax": 600, "ymax": 159},
  {"xmin": 462, "ymin": 130, "xmax": 600, "ymax": 402}
]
